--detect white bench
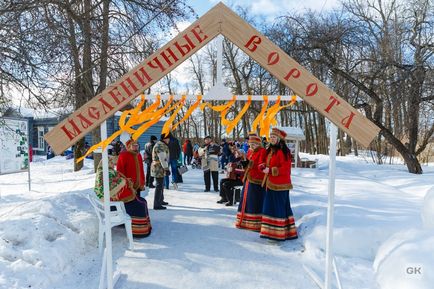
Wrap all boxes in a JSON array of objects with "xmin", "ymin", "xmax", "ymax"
[{"xmin": 87, "ymin": 192, "xmax": 134, "ymax": 253}]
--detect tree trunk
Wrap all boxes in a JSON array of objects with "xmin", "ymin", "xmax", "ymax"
[{"xmin": 92, "ymin": 0, "xmax": 110, "ymax": 172}]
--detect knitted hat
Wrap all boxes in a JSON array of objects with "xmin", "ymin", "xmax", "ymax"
[
  {"xmin": 248, "ymin": 134, "xmax": 262, "ymax": 145},
  {"xmin": 270, "ymin": 128, "xmax": 287, "ymax": 139}
]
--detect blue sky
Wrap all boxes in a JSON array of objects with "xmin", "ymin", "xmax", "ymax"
[{"xmin": 188, "ymin": 0, "xmax": 340, "ymax": 18}]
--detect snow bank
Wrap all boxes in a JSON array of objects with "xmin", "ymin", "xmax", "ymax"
[
  {"xmin": 0, "ymin": 193, "xmax": 97, "ymax": 289},
  {"xmin": 374, "ymin": 229, "xmax": 434, "ymax": 289},
  {"xmin": 421, "ymin": 186, "xmax": 434, "ymax": 229},
  {"xmin": 1, "ymin": 154, "xmax": 433, "ymax": 289},
  {"xmin": 374, "ymin": 187, "xmax": 434, "ymax": 289}
]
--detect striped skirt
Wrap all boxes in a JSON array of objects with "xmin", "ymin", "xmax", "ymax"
[
  {"xmin": 260, "ymin": 188, "xmax": 297, "ymax": 241},
  {"xmin": 236, "ymin": 181, "xmax": 265, "ymax": 232},
  {"xmin": 124, "ymin": 196, "xmax": 152, "ymax": 238}
]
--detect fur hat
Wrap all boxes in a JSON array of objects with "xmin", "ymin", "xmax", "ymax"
[
  {"xmin": 270, "ymin": 128, "xmax": 287, "ymax": 139},
  {"xmin": 248, "ymin": 134, "xmax": 262, "ymax": 145}
]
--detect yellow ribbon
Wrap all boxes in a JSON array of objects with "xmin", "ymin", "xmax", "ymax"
[
  {"xmin": 131, "ymin": 96, "xmax": 169, "ymax": 140},
  {"xmin": 259, "ymin": 96, "xmax": 281, "ymax": 138},
  {"xmin": 77, "ymin": 94, "xmax": 297, "ymax": 163},
  {"xmin": 220, "ymin": 97, "xmax": 238, "ymax": 127},
  {"xmin": 201, "ymin": 95, "xmax": 236, "ymax": 112},
  {"xmin": 171, "ymin": 95, "xmax": 203, "ymax": 131},
  {"xmin": 250, "ymin": 95, "xmax": 269, "ymax": 134},
  {"xmin": 259, "ymin": 95, "xmax": 298, "ymax": 138},
  {"xmin": 77, "ymin": 95, "xmax": 147, "ymax": 162},
  {"xmin": 224, "ymin": 96, "xmax": 252, "ymax": 134},
  {"xmin": 161, "ymin": 95, "xmax": 186, "ymax": 137}
]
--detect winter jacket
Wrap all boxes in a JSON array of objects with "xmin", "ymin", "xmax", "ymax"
[
  {"xmin": 185, "ymin": 142, "xmax": 193, "ymax": 156},
  {"xmin": 245, "ymin": 147, "xmax": 267, "ymax": 185},
  {"xmin": 222, "ymin": 142, "xmax": 231, "ymax": 157},
  {"xmin": 198, "ymin": 143, "xmax": 220, "ymax": 172},
  {"xmin": 168, "ymin": 137, "xmax": 181, "ymax": 161},
  {"xmin": 151, "ymin": 141, "xmax": 170, "ymax": 178},
  {"xmin": 263, "ymin": 149, "xmax": 292, "ymax": 191},
  {"xmin": 144, "ymin": 141, "xmax": 156, "ymax": 164},
  {"xmin": 117, "ymin": 150, "xmax": 145, "ymax": 190},
  {"xmin": 242, "ymin": 142, "xmax": 249, "ymax": 153},
  {"xmin": 207, "ymin": 143, "xmax": 221, "ymax": 155}
]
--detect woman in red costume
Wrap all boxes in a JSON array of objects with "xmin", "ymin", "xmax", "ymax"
[
  {"xmin": 235, "ymin": 134, "xmax": 267, "ymax": 231},
  {"xmin": 259, "ymin": 128, "xmax": 297, "ymax": 241},
  {"xmin": 116, "ymin": 139, "xmax": 152, "ymax": 238}
]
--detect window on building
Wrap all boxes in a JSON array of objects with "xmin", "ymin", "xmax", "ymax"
[{"xmin": 33, "ymin": 126, "xmax": 45, "ymax": 151}]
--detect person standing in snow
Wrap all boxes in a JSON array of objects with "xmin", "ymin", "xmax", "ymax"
[
  {"xmin": 183, "ymin": 139, "xmax": 193, "ymax": 165},
  {"xmin": 259, "ymin": 128, "xmax": 298, "ymax": 241},
  {"xmin": 220, "ymin": 138, "xmax": 230, "ymax": 170},
  {"xmin": 199, "ymin": 136, "xmax": 220, "ymax": 192},
  {"xmin": 151, "ymin": 134, "xmax": 171, "ymax": 210},
  {"xmin": 144, "ymin": 135, "xmax": 157, "ymax": 188},
  {"xmin": 168, "ymin": 133, "xmax": 181, "ymax": 188},
  {"xmin": 236, "ymin": 134, "xmax": 267, "ymax": 232}
]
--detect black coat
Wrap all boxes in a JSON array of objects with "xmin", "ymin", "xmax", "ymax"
[
  {"xmin": 168, "ymin": 137, "xmax": 181, "ymax": 161},
  {"xmin": 186, "ymin": 142, "xmax": 193, "ymax": 156}
]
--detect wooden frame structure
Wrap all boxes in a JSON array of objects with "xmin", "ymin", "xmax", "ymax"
[
  {"xmin": 43, "ymin": 3, "xmax": 381, "ymax": 289},
  {"xmin": 45, "ymin": 2, "xmax": 379, "ymax": 155}
]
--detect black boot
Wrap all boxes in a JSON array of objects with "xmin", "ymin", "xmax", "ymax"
[{"xmin": 217, "ymin": 198, "xmax": 227, "ymax": 204}]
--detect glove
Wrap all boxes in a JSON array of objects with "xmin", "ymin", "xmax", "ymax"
[{"xmin": 165, "ymin": 170, "xmax": 171, "ymax": 176}]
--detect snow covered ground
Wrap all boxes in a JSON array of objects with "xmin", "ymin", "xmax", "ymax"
[{"xmin": 0, "ymin": 154, "xmax": 433, "ymax": 289}]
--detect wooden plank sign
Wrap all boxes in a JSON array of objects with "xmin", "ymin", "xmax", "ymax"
[
  {"xmin": 219, "ymin": 3, "xmax": 380, "ymax": 147},
  {"xmin": 45, "ymin": 2, "xmax": 379, "ymax": 154},
  {"xmin": 44, "ymin": 5, "xmax": 223, "ymax": 154}
]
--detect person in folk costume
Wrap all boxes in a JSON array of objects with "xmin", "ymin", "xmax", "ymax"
[
  {"xmin": 94, "ymin": 156, "xmax": 152, "ymax": 238},
  {"xmin": 259, "ymin": 128, "xmax": 298, "ymax": 241},
  {"xmin": 235, "ymin": 134, "xmax": 267, "ymax": 231},
  {"xmin": 151, "ymin": 133, "xmax": 171, "ymax": 210}
]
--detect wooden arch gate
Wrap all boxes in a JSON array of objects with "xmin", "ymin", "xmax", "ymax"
[
  {"xmin": 44, "ymin": 3, "xmax": 381, "ymax": 289},
  {"xmin": 45, "ymin": 2, "xmax": 379, "ymax": 154}
]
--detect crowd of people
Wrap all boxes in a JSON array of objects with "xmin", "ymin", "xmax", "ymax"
[{"xmin": 93, "ymin": 127, "xmax": 298, "ymax": 243}]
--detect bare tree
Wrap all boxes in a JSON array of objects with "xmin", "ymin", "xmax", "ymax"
[
  {"xmin": 266, "ymin": 0, "xmax": 433, "ymax": 173},
  {"xmin": 1, "ymin": 0, "xmax": 194, "ymax": 171}
]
